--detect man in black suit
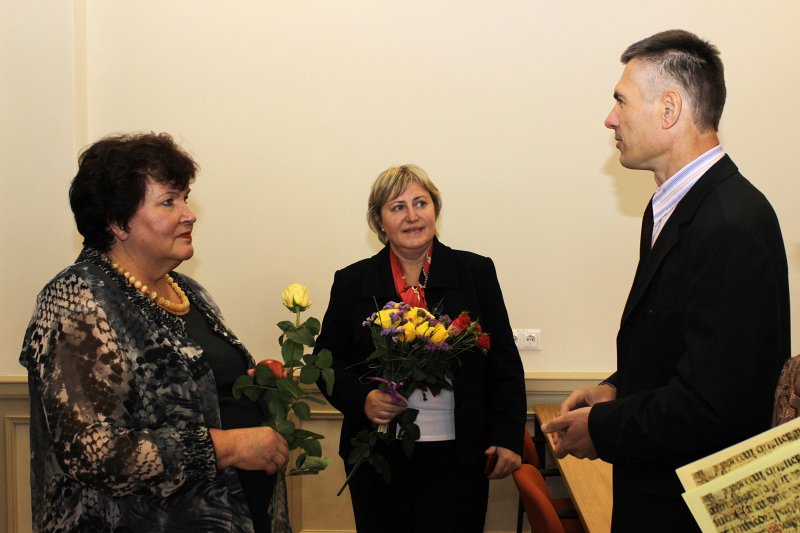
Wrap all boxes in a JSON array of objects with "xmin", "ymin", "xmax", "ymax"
[{"xmin": 542, "ymin": 30, "xmax": 790, "ymax": 532}]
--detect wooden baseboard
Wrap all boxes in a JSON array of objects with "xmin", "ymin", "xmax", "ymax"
[{"xmin": 1, "ymin": 376, "xmax": 32, "ymax": 533}]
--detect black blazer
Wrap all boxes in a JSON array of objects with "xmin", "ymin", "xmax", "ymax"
[
  {"xmin": 315, "ymin": 239, "xmax": 526, "ymax": 464},
  {"xmin": 589, "ymin": 156, "xmax": 791, "ymax": 529}
]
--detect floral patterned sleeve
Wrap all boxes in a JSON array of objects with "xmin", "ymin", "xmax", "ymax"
[{"xmin": 22, "ymin": 271, "xmax": 217, "ymax": 497}]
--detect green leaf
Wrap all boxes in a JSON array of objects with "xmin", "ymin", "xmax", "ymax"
[
  {"xmin": 275, "ymin": 389, "xmax": 294, "ymax": 405},
  {"xmin": 254, "ymin": 365, "xmax": 277, "ymax": 387},
  {"xmin": 302, "ymin": 455, "xmax": 331, "ymax": 470},
  {"xmin": 302, "ymin": 353, "xmax": 318, "ymax": 365},
  {"xmin": 244, "ymin": 387, "xmax": 263, "ymax": 402},
  {"xmin": 370, "ymin": 326, "xmax": 384, "ymax": 345},
  {"xmin": 301, "ymin": 395, "xmax": 325, "ymax": 405},
  {"xmin": 276, "ymin": 320, "xmax": 295, "ymax": 332},
  {"xmin": 232, "ymin": 375, "xmax": 254, "ymax": 400},
  {"xmin": 365, "ymin": 348, "xmax": 385, "ymax": 362},
  {"xmin": 275, "ymin": 419, "xmax": 296, "ymax": 439},
  {"xmin": 321, "ymin": 367, "xmax": 335, "ymax": 396},
  {"xmin": 288, "ymin": 455, "xmax": 330, "ymax": 476},
  {"xmin": 281, "ymin": 341, "xmax": 304, "ymax": 364},
  {"xmin": 292, "ymin": 428, "xmax": 325, "ymax": 440},
  {"xmin": 292, "ymin": 401, "xmax": 312, "ymax": 420},
  {"xmin": 286, "ymin": 433, "xmax": 302, "ymax": 451},
  {"xmin": 315, "ymin": 349, "xmax": 333, "ymax": 369},
  {"xmin": 347, "ymin": 445, "xmax": 368, "ymax": 465},
  {"xmin": 300, "ymin": 437, "xmax": 322, "ymax": 457},
  {"xmin": 276, "ymin": 377, "xmax": 301, "ymax": 398},
  {"xmin": 287, "ymin": 327, "xmax": 315, "ymax": 347},
  {"xmin": 268, "ymin": 396, "xmax": 287, "ymax": 422},
  {"xmin": 302, "ymin": 317, "xmax": 321, "ymax": 336},
  {"xmin": 299, "ymin": 365, "xmax": 320, "ymax": 384}
]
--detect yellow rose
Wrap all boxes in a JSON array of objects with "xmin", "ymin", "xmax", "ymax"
[
  {"xmin": 428, "ymin": 323, "xmax": 449, "ymax": 344},
  {"xmin": 405, "ymin": 307, "xmax": 435, "ymax": 326},
  {"xmin": 404, "ymin": 308, "xmax": 422, "ymax": 325},
  {"xmin": 374, "ymin": 309, "xmax": 401, "ymax": 328},
  {"xmin": 415, "ymin": 321, "xmax": 432, "ymax": 338},
  {"xmin": 282, "ymin": 283, "xmax": 312, "ymax": 312},
  {"xmin": 397, "ymin": 321, "xmax": 418, "ymax": 342}
]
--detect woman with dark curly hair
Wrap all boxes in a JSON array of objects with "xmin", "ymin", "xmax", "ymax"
[{"xmin": 20, "ymin": 132, "xmax": 290, "ymax": 532}]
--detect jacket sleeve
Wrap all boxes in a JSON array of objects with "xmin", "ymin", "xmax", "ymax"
[
  {"xmin": 478, "ymin": 258, "xmax": 527, "ymax": 456},
  {"xmin": 314, "ymin": 269, "xmax": 373, "ymax": 420},
  {"xmin": 22, "ymin": 273, "xmax": 217, "ymax": 497}
]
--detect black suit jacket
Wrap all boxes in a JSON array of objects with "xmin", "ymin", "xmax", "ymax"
[
  {"xmin": 315, "ymin": 239, "xmax": 526, "ymax": 464},
  {"xmin": 589, "ymin": 156, "xmax": 791, "ymax": 530}
]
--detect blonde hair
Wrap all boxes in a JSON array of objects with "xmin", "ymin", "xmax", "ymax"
[{"xmin": 367, "ymin": 164, "xmax": 442, "ymax": 245}]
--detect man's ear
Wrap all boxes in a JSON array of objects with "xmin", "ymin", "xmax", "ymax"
[
  {"xmin": 109, "ymin": 222, "xmax": 128, "ymax": 241},
  {"xmin": 662, "ymin": 89, "xmax": 682, "ymax": 128}
]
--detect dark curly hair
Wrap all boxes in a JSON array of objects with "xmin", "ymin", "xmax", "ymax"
[{"xmin": 69, "ymin": 132, "xmax": 198, "ymax": 251}]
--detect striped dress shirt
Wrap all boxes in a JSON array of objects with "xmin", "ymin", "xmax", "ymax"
[{"xmin": 651, "ymin": 145, "xmax": 725, "ymax": 246}]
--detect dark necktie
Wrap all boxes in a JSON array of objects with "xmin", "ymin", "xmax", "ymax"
[{"xmin": 640, "ymin": 199, "xmax": 654, "ymax": 261}]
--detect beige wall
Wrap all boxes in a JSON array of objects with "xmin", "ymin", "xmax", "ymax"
[
  {"xmin": 3, "ymin": 1, "xmax": 800, "ymax": 375},
  {"xmin": 2, "ymin": 1, "xmax": 799, "ymax": 377},
  {"xmin": 2, "ymin": 1, "xmax": 800, "ymax": 530}
]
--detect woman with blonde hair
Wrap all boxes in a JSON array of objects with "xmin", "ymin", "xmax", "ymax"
[{"xmin": 315, "ymin": 164, "xmax": 526, "ymax": 532}]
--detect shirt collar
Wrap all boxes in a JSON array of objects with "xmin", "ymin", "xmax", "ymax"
[{"xmin": 651, "ymin": 145, "xmax": 725, "ymax": 244}]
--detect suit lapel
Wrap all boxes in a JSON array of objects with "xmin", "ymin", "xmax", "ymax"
[
  {"xmin": 620, "ymin": 155, "xmax": 739, "ymax": 325},
  {"xmin": 426, "ymin": 238, "xmax": 460, "ymax": 291}
]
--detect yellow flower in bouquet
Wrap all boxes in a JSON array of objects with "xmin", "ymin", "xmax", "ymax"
[
  {"xmin": 424, "ymin": 322, "xmax": 449, "ymax": 344},
  {"xmin": 397, "ymin": 321, "xmax": 418, "ymax": 342},
  {"xmin": 404, "ymin": 306, "xmax": 435, "ymax": 326},
  {"xmin": 374, "ymin": 308, "xmax": 402, "ymax": 329}
]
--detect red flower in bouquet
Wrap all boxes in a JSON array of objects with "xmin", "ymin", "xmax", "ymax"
[
  {"xmin": 477, "ymin": 333, "xmax": 491, "ymax": 351},
  {"xmin": 447, "ymin": 312, "xmax": 472, "ymax": 336},
  {"xmin": 474, "ymin": 323, "xmax": 491, "ymax": 351}
]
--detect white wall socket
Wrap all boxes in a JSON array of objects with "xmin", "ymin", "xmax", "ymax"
[{"xmin": 512, "ymin": 328, "xmax": 541, "ymax": 351}]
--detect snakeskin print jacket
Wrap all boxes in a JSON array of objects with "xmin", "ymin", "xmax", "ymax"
[{"xmin": 19, "ymin": 248, "xmax": 289, "ymax": 532}]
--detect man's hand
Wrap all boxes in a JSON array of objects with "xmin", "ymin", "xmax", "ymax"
[
  {"xmin": 559, "ymin": 384, "xmax": 616, "ymax": 416},
  {"xmin": 541, "ymin": 406, "xmax": 598, "ymax": 459},
  {"xmin": 539, "ymin": 383, "xmax": 614, "ymax": 460}
]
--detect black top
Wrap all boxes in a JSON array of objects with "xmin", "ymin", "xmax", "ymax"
[{"xmin": 182, "ymin": 305, "xmax": 274, "ymax": 533}]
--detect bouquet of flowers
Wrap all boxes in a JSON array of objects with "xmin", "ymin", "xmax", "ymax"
[
  {"xmin": 233, "ymin": 283, "xmax": 335, "ymax": 530},
  {"xmin": 337, "ymin": 300, "xmax": 490, "ymax": 495}
]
